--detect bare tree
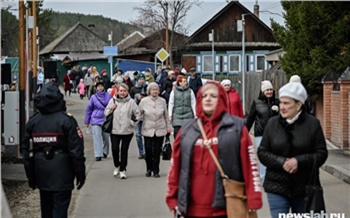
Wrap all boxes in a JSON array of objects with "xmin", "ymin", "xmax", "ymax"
[{"xmin": 132, "ymin": 0, "xmax": 201, "ymax": 67}]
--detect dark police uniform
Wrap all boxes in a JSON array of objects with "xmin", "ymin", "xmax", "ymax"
[{"xmin": 21, "ymin": 82, "xmax": 86, "ymax": 218}]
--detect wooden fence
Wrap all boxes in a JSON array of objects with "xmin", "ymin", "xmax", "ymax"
[{"xmin": 201, "ymin": 64, "xmax": 288, "ymax": 114}]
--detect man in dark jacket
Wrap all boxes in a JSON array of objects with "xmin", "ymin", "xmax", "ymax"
[
  {"xmin": 101, "ymin": 69, "xmax": 111, "ymax": 90},
  {"xmin": 21, "ymin": 82, "xmax": 86, "ymax": 218},
  {"xmin": 188, "ymin": 67, "xmax": 202, "ymax": 97},
  {"xmin": 160, "ymin": 70, "xmax": 176, "ymax": 104}
]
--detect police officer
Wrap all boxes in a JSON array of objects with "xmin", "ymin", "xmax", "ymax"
[{"xmin": 21, "ymin": 82, "xmax": 86, "ymax": 218}]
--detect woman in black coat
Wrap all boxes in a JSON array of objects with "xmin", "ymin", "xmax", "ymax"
[{"xmin": 258, "ymin": 82, "xmax": 328, "ymax": 218}]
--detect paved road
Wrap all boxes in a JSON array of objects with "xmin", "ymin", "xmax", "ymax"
[{"xmin": 65, "ymin": 92, "xmax": 350, "ymax": 218}]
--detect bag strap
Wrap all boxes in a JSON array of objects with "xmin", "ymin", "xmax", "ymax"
[
  {"xmin": 95, "ymin": 95, "xmax": 107, "ymax": 108},
  {"xmin": 196, "ymin": 118, "xmax": 227, "ymax": 179}
]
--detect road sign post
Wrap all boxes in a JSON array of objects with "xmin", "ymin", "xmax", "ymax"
[
  {"xmin": 156, "ymin": 48, "xmax": 169, "ymax": 68},
  {"xmin": 103, "ymin": 46, "xmax": 118, "ymax": 78}
]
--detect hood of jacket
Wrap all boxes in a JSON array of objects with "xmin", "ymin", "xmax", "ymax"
[
  {"xmin": 195, "ymin": 81, "xmax": 228, "ymax": 137},
  {"xmin": 34, "ymin": 82, "xmax": 66, "ymax": 114},
  {"xmin": 113, "ymin": 93, "xmax": 131, "ymax": 103}
]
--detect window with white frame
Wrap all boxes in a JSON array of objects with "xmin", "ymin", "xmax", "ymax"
[
  {"xmin": 256, "ymin": 55, "xmax": 265, "ymax": 71},
  {"xmin": 229, "ymin": 55, "xmax": 240, "ymax": 72},
  {"xmin": 202, "ymin": 55, "xmax": 213, "ymax": 72}
]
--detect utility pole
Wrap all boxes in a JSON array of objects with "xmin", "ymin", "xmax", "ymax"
[
  {"xmin": 209, "ymin": 29, "xmax": 215, "ymax": 81},
  {"xmin": 109, "ymin": 31, "xmax": 113, "ymax": 78},
  {"xmin": 164, "ymin": 2, "xmax": 169, "ymax": 67},
  {"xmin": 19, "ymin": 0, "xmax": 26, "ymax": 155},
  {"xmin": 32, "ymin": 0, "xmax": 37, "ymax": 78},
  {"xmin": 19, "ymin": 0, "xmax": 25, "ymax": 91},
  {"xmin": 242, "ymin": 14, "xmax": 246, "ymax": 115}
]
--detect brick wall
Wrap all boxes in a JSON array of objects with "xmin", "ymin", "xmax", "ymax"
[
  {"xmin": 322, "ymin": 72, "xmax": 350, "ymax": 150},
  {"xmin": 330, "ymin": 91, "xmax": 341, "ymax": 147}
]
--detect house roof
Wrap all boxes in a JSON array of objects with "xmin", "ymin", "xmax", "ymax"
[
  {"xmin": 121, "ymin": 29, "xmax": 188, "ymax": 54},
  {"xmin": 188, "ymin": 1, "xmax": 272, "ymax": 41},
  {"xmin": 116, "ymin": 31, "xmax": 145, "ymax": 51},
  {"xmin": 183, "ymin": 1, "xmax": 279, "ymax": 50},
  {"xmin": 39, "ymin": 22, "xmax": 108, "ymax": 55}
]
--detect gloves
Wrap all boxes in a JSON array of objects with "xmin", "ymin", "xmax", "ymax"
[
  {"xmin": 166, "ymin": 132, "xmax": 171, "ymax": 141},
  {"xmin": 76, "ymin": 175, "xmax": 86, "ymax": 190}
]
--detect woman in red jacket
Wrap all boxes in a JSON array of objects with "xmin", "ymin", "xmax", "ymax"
[
  {"xmin": 63, "ymin": 70, "xmax": 74, "ymax": 97},
  {"xmin": 166, "ymin": 81, "xmax": 262, "ymax": 218},
  {"xmin": 221, "ymin": 79, "xmax": 244, "ymax": 118}
]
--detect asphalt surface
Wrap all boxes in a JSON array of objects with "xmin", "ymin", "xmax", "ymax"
[{"xmin": 2, "ymin": 89, "xmax": 350, "ymax": 218}]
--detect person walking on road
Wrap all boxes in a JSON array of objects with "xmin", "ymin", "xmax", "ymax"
[
  {"xmin": 221, "ymin": 79, "xmax": 244, "ymax": 118},
  {"xmin": 168, "ymin": 75, "xmax": 196, "ymax": 139},
  {"xmin": 63, "ymin": 70, "xmax": 74, "ymax": 97},
  {"xmin": 139, "ymin": 82, "xmax": 171, "ymax": 178},
  {"xmin": 21, "ymin": 82, "xmax": 86, "ymax": 218},
  {"xmin": 104, "ymin": 83, "xmax": 141, "ymax": 179},
  {"xmin": 84, "ymin": 78, "xmax": 112, "ymax": 161},
  {"xmin": 130, "ymin": 73, "xmax": 148, "ymax": 159},
  {"xmin": 166, "ymin": 81, "xmax": 262, "ymax": 217},
  {"xmin": 188, "ymin": 67, "xmax": 203, "ymax": 97},
  {"xmin": 245, "ymin": 80, "xmax": 279, "ymax": 181},
  {"xmin": 258, "ymin": 82, "xmax": 328, "ymax": 218}
]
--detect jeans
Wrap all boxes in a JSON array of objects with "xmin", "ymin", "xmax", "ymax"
[
  {"xmin": 135, "ymin": 121, "xmax": 145, "ymax": 156},
  {"xmin": 110, "ymin": 133, "xmax": 133, "ymax": 171},
  {"xmin": 40, "ymin": 190, "xmax": 72, "ymax": 218},
  {"xmin": 255, "ymin": 136, "xmax": 266, "ymax": 181},
  {"xmin": 144, "ymin": 135, "xmax": 164, "ymax": 174},
  {"xmin": 267, "ymin": 192, "xmax": 305, "ymax": 218},
  {"xmin": 91, "ymin": 125, "xmax": 110, "ymax": 157}
]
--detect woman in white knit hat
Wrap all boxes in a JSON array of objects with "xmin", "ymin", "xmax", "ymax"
[
  {"xmin": 257, "ymin": 82, "xmax": 327, "ymax": 218},
  {"xmin": 289, "ymin": 74, "xmax": 315, "ymax": 115},
  {"xmin": 245, "ymin": 80, "xmax": 279, "ymax": 181},
  {"xmin": 220, "ymin": 79, "xmax": 244, "ymax": 118}
]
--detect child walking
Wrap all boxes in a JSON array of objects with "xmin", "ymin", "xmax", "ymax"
[{"xmin": 77, "ymin": 79, "xmax": 86, "ymax": 99}]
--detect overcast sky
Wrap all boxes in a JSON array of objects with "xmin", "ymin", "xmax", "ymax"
[{"xmin": 2, "ymin": 0, "xmax": 284, "ymax": 35}]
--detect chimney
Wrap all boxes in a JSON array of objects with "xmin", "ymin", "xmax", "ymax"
[
  {"xmin": 254, "ymin": 0, "xmax": 259, "ymax": 18},
  {"xmin": 88, "ymin": 24, "xmax": 95, "ymax": 31}
]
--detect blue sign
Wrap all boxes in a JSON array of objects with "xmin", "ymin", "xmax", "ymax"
[
  {"xmin": 108, "ymin": 56, "xmax": 113, "ymax": 64},
  {"xmin": 103, "ymin": 46, "xmax": 118, "ymax": 55}
]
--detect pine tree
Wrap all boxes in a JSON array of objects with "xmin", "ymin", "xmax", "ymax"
[{"xmin": 271, "ymin": 1, "xmax": 350, "ymax": 98}]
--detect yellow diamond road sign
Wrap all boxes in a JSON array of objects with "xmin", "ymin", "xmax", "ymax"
[{"xmin": 156, "ymin": 48, "xmax": 169, "ymax": 62}]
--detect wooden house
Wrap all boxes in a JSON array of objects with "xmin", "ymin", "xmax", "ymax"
[
  {"xmin": 181, "ymin": 1, "xmax": 280, "ymax": 74},
  {"xmin": 118, "ymin": 29, "xmax": 188, "ymax": 65},
  {"xmin": 39, "ymin": 22, "xmax": 110, "ymax": 79}
]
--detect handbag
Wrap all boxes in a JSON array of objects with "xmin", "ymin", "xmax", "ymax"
[
  {"xmin": 101, "ymin": 99, "xmax": 115, "ymax": 133},
  {"xmin": 197, "ymin": 119, "xmax": 257, "ymax": 218},
  {"xmin": 304, "ymin": 156, "xmax": 326, "ymax": 213},
  {"xmin": 162, "ymin": 136, "xmax": 172, "ymax": 161}
]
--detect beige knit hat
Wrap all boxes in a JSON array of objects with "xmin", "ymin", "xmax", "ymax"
[{"xmin": 261, "ymin": 80, "xmax": 273, "ymax": 92}]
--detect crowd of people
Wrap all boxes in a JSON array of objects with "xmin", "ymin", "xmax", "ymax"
[{"xmin": 21, "ymin": 63, "xmax": 328, "ymax": 218}]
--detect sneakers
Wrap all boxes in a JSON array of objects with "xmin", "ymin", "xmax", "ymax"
[
  {"xmin": 113, "ymin": 168, "xmax": 119, "ymax": 177},
  {"xmin": 120, "ymin": 171, "xmax": 127, "ymax": 179}
]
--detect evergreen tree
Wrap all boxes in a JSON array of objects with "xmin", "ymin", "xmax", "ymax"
[{"xmin": 271, "ymin": 1, "xmax": 350, "ymax": 98}]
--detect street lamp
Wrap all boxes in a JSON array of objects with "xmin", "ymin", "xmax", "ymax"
[
  {"xmin": 239, "ymin": 11, "xmax": 282, "ymax": 114},
  {"xmin": 241, "ymin": 13, "xmax": 248, "ymax": 115}
]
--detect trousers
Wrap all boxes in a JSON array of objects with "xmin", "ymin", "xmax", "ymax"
[{"xmin": 40, "ymin": 190, "xmax": 72, "ymax": 218}]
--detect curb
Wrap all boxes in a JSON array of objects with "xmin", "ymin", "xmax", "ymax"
[{"xmin": 321, "ymin": 165, "xmax": 350, "ymax": 184}]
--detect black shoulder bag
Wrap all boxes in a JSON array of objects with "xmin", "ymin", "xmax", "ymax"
[
  {"xmin": 97, "ymin": 97, "xmax": 115, "ymax": 133},
  {"xmin": 304, "ymin": 156, "xmax": 326, "ymax": 213}
]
